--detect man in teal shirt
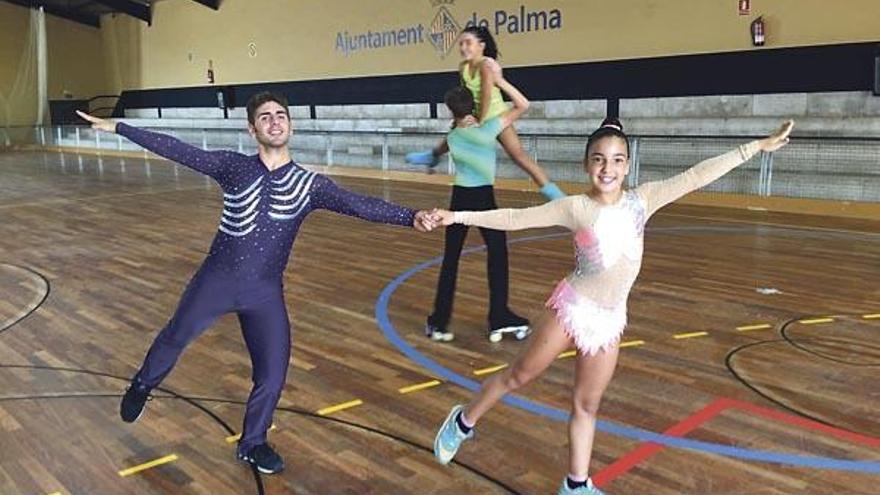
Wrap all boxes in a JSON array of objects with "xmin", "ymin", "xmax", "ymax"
[{"xmin": 426, "ymin": 61, "xmax": 560, "ymax": 343}]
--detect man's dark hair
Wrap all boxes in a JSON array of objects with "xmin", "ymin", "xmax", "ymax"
[{"xmin": 246, "ymin": 91, "xmax": 290, "ymax": 125}]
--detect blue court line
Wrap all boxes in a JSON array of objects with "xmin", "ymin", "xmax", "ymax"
[{"xmin": 374, "ymin": 231, "xmax": 880, "ymax": 473}]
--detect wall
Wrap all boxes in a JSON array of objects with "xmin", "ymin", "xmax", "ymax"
[
  {"xmin": 0, "ymin": 2, "xmax": 37, "ymax": 127},
  {"xmin": 0, "ymin": 2, "xmax": 107, "ymax": 127},
  {"xmin": 45, "ymin": 12, "xmax": 108, "ymax": 99},
  {"xmin": 99, "ymin": 0, "xmax": 880, "ymax": 90}
]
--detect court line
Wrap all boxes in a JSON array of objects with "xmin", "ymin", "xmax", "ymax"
[
  {"xmin": 673, "ymin": 331, "xmax": 709, "ymax": 339},
  {"xmin": 593, "ymin": 396, "xmax": 880, "ymax": 487},
  {"xmin": 0, "ymin": 264, "xmax": 50, "ymax": 334},
  {"xmin": 798, "ymin": 317, "xmax": 835, "ymax": 325},
  {"xmin": 399, "ymin": 380, "xmax": 442, "ymax": 394},
  {"xmin": 620, "ymin": 340, "xmax": 645, "ymax": 348},
  {"xmin": 118, "ymin": 454, "xmax": 178, "ymax": 477},
  {"xmin": 375, "ymin": 231, "xmax": 880, "ymax": 473},
  {"xmin": 396, "ymin": 319, "xmax": 879, "ymax": 398},
  {"xmin": 737, "ymin": 323, "xmax": 773, "ymax": 332},
  {"xmin": 385, "ymin": 217, "xmax": 875, "ymax": 397},
  {"xmin": 592, "ymin": 398, "xmax": 729, "ymax": 487},
  {"xmin": 317, "ymin": 399, "xmax": 363, "ymax": 416},
  {"xmin": 473, "ymin": 364, "xmax": 508, "ymax": 376},
  {"xmin": 225, "ymin": 424, "xmax": 277, "ymax": 444}
]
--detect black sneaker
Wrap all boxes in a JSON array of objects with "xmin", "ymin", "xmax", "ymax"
[
  {"xmin": 237, "ymin": 443, "xmax": 284, "ymax": 475},
  {"xmin": 425, "ymin": 320, "xmax": 454, "ymax": 342},
  {"xmin": 120, "ymin": 381, "xmax": 151, "ymax": 423}
]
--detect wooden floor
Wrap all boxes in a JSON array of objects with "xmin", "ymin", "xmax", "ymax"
[{"xmin": 0, "ymin": 149, "xmax": 878, "ymax": 495}]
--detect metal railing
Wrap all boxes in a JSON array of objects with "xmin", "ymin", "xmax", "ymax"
[{"xmin": 5, "ymin": 124, "xmax": 880, "ymax": 203}]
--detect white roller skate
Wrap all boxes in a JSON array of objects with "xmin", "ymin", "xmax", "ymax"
[
  {"xmin": 488, "ymin": 314, "xmax": 531, "ymax": 343},
  {"xmin": 425, "ymin": 321, "xmax": 454, "ymax": 342}
]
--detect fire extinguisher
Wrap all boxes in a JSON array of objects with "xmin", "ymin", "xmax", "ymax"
[
  {"xmin": 751, "ymin": 16, "xmax": 765, "ymax": 46},
  {"xmin": 207, "ymin": 59, "xmax": 215, "ymax": 84}
]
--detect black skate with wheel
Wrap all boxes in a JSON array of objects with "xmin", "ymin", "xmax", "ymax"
[{"xmin": 488, "ymin": 314, "xmax": 531, "ymax": 343}]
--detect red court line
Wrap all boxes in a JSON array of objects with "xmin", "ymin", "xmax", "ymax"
[
  {"xmin": 592, "ymin": 398, "xmax": 729, "ymax": 487},
  {"xmin": 593, "ymin": 396, "xmax": 880, "ymax": 488},
  {"xmin": 718, "ymin": 397, "xmax": 880, "ymax": 447}
]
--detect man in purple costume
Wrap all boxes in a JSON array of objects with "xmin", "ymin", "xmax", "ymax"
[{"xmin": 78, "ymin": 92, "xmax": 435, "ymax": 474}]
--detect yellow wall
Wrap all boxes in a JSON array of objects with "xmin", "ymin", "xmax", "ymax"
[
  {"xmin": 5, "ymin": 0, "xmax": 879, "ymax": 113},
  {"xmin": 0, "ymin": 2, "xmax": 107, "ymax": 127},
  {"xmin": 99, "ymin": 0, "xmax": 880, "ymax": 90},
  {"xmin": 101, "ymin": 13, "xmax": 144, "ymax": 97},
  {"xmin": 46, "ymin": 13, "xmax": 109, "ymax": 99},
  {"xmin": 0, "ymin": 2, "xmax": 37, "ymax": 127}
]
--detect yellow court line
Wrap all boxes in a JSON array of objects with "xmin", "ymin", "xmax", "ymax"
[
  {"xmin": 863, "ymin": 313, "xmax": 880, "ymax": 320},
  {"xmin": 620, "ymin": 340, "xmax": 646, "ymax": 348},
  {"xmin": 316, "ymin": 399, "xmax": 363, "ymax": 416},
  {"xmin": 47, "ymin": 492, "xmax": 62, "ymax": 495},
  {"xmin": 225, "ymin": 424, "xmax": 277, "ymax": 444},
  {"xmin": 473, "ymin": 364, "xmax": 508, "ymax": 376},
  {"xmin": 118, "ymin": 454, "xmax": 179, "ymax": 477},
  {"xmin": 799, "ymin": 317, "xmax": 835, "ymax": 325},
  {"xmin": 673, "ymin": 331, "xmax": 709, "ymax": 340},
  {"xmin": 736, "ymin": 323, "xmax": 773, "ymax": 332},
  {"xmin": 398, "ymin": 380, "xmax": 442, "ymax": 394},
  {"xmin": 560, "ymin": 340, "xmax": 646, "ymax": 357},
  {"xmin": 737, "ymin": 323, "xmax": 773, "ymax": 332},
  {"xmin": 559, "ymin": 340, "xmax": 645, "ymax": 358}
]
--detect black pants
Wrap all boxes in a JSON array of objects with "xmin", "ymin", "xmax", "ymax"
[{"xmin": 428, "ymin": 185, "xmax": 512, "ymax": 330}]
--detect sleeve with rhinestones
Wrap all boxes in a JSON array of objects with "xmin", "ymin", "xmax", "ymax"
[
  {"xmin": 454, "ymin": 195, "xmax": 579, "ymax": 231},
  {"xmin": 116, "ymin": 122, "xmax": 233, "ymax": 180},
  {"xmin": 310, "ymin": 174, "xmax": 416, "ymax": 227}
]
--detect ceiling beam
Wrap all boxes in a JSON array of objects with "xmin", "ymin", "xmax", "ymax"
[
  {"xmin": 91, "ymin": 0, "xmax": 151, "ymax": 24},
  {"xmin": 1, "ymin": 0, "xmax": 100, "ymax": 27},
  {"xmin": 189, "ymin": 0, "xmax": 220, "ymax": 10}
]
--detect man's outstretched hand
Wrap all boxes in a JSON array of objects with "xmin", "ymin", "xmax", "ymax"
[{"xmin": 76, "ymin": 110, "xmax": 116, "ymax": 133}]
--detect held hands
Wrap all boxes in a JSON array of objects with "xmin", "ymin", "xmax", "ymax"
[
  {"xmin": 76, "ymin": 110, "xmax": 117, "ymax": 133},
  {"xmin": 413, "ymin": 209, "xmax": 455, "ymax": 232},
  {"xmin": 759, "ymin": 119, "xmax": 795, "ymax": 152},
  {"xmin": 429, "ymin": 209, "xmax": 454, "ymax": 227},
  {"xmin": 413, "ymin": 210, "xmax": 439, "ymax": 232}
]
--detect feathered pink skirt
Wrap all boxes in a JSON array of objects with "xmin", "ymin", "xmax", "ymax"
[{"xmin": 545, "ymin": 279, "xmax": 626, "ymax": 356}]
